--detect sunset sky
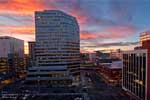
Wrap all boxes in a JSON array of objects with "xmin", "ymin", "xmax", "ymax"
[{"xmin": 0, "ymin": 0, "xmax": 150, "ymax": 54}]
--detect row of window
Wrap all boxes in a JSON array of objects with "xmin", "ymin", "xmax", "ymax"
[
  {"xmin": 28, "ymin": 73, "xmax": 67, "ymax": 77},
  {"xmin": 123, "ymin": 53, "xmax": 146, "ymax": 100}
]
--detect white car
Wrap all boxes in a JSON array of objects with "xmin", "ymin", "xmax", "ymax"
[
  {"xmin": 22, "ymin": 94, "xmax": 30, "ymax": 100},
  {"xmin": 74, "ymin": 97, "xmax": 82, "ymax": 100}
]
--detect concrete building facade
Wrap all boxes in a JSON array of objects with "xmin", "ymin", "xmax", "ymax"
[
  {"xmin": 0, "ymin": 36, "xmax": 24, "ymax": 85},
  {"xmin": 0, "ymin": 36, "xmax": 24, "ymax": 58}
]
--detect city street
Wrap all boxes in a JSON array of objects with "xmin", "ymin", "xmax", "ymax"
[{"xmin": 80, "ymin": 70, "xmax": 128, "ymax": 100}]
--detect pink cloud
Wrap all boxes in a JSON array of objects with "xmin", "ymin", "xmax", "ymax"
[
  {"xmin": 80, "ymin": 25, "xmax": 137, "ymax": 40},
  {"xmin": 0, "ymin": 0, "xmax": 89, "ymax": 37},
  {"xmin": 105, "ymin": 25, "xmax": 137, "ymax": 38}
]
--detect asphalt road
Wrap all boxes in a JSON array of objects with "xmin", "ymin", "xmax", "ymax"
[{"xmin": 81, "ymin": 71, "xmax": 128, "ymax": 100}]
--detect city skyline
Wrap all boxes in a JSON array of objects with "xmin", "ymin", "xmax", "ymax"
[{"xmin": 0, "ymin": 0, "xmax": 150, "ymax": 53}]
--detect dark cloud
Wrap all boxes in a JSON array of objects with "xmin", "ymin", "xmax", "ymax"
[{"xmin": 82, "ymin": 41, "xmax": 139, "ymax": 48}]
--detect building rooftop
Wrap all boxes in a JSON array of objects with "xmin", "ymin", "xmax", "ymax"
[
  {"xmin": 123, "ymin": 49, "xmax": 147, "ymax": 54},
  {"xmin": 97, "ymin": 58, "xmax": 120, "ymax": 63},
  {"xmin": 35, "ymin": 10, "xmax": 76, "ymax": 20},
  {"xmin": 0, "ymin": 36, "xmax": 24, "ymax": 41},
  {"xmin": 110, "ymin": 61, "xmax": 123, "ymax": 69},
  {"xmin": 101, "ymin": 61, "xmax": 122, "ymax": 69},
  {"xmin": 140, "ymin": 30, "xmax": 150, "ymax": 36}
]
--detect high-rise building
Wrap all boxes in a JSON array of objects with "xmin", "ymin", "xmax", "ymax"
[
  {"xmin": 122, "ymin": 40, "xmax": 150, "ymax": 100},
  {"xmin": 123, "ymin": 50, "xmax": 147, "ymax": 100},
  {"xmin": 140, "ymin": 30, "xmax": 150, "ymax": 45},
  {"xmin": 28, "ymin": 42, "xmax": 35, "ymax": 67},
  {"xmin": 141, "ymin": 40, "xmax": 150, "ymax": 100},
  {"xmin": 0, "ymin": 36, "xmax": 24, "ymax": 85},
  {"xmin": 0, "ymin": 36, "xmax": 24, "ymax": 74},
  {"xmin": 0, "ymin": 36, "xmax": 24, "ymax": 58},
  {"xmin": 8, "ymin": 53, "xmax": 25, "ymax": 78},
  {"xmin": 24, "ymin": 54, "xmax": 30, "ymax": 71},
  {"xmin": 26, "ymin": 10, "xmax": 80, "ymax": 86}
]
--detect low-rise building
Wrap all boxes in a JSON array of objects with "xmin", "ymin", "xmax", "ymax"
[
  {"xmin": 97, "ymin": 61, "xmax": 122, "ymax": 86},
  {"xmin": 89, "ymin": 53, "xmax": 96, "ymax": 62}
]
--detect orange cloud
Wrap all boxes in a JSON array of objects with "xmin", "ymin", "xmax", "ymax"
[
  {"xmin": 0, "ymin": 0, "xmax": 55, "ymax": 15},
  {"xmin": 0, "ymin": 25, "xmax": 34, "ymax": 35},
  {"xmin": 8, "ymin": 26, "xmax": 34, "ymax": 35},
  {"xmin": 0, "ymin": 0, "xmax": 87, "ymax": 26},
  {"xmin": 0, "ymin": 0, "xmax": 87, "ymax": 27}
]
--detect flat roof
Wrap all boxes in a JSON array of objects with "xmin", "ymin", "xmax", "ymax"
[
  {"xmin": 101, "ymin": 61, "xmax": 122, "ymax": 69},
  {"xmin": 123, "ymin": 49, "xmax": 147, "ymax": 54}
]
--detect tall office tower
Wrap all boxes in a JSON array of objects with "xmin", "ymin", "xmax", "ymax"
[
  {"xmin": 26, "ymin": 10, "xmax": 80, "ymax": 86},
  {"xmin": 122, "ymin": 40, "xmax": 150, "ymax": 100},
  {"xmin": 140, "ymin": 30, "xmax": 150, "ymax": 45},
  {"xmin": 28, "ymin": 42, "xmax": 36, "ymax": 67}
]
